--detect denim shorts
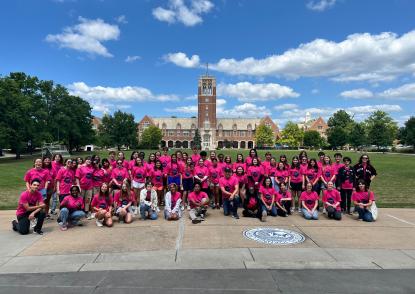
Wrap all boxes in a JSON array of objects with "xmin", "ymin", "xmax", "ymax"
[
  {"xmin": 167, "ymin": 176, "xmax": 181, "ymax": 186},
  {"xmin": 39, "ymin": 188, "xmax": 47, "ymax": 200}
]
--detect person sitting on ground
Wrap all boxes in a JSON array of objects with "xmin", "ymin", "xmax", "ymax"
[
  {"xmin": 242, "ymin": 186, "xmax": 261, "ymax": 219},
  {"xmin": 139, "ymin": 182, "xmax": 159, "ymax": 220},
  {"xmin": 275, "ymin": 182, "xmax": 292, "ymax": 217},
  {"xmin": 188, "ymin": 182, "xmax": 209, "ymax": 224},
  {"xmin": 300, "ymin": 182, "xmax": 319, "ymax": 220},
  {"xmin": 259, "ymin": 177, "xmax": 277, "ymax": 222},
  {"xmin": 164, "ymin": 183, "xmax": 182, "ymax": 221},
  {"xmin": 219, "ymin": 168, "xmax": 240, "ymax": 219},
  {"xmin": 91, "ymin": 182, "xmax": 113, "ymax": 227},
  {"xmin": 113, "ymin": 181, "xmax": 134, "ymax": 224},
  {"xmin": 352, "ymin": 179, "xmax": 376, "ymax": 222},
  {"xmin": 12, "ymin": 179, "xmax": 46, "ymax": 235},
  {"xmin": 322, "ymin": 182, "xmax": 342, "ymax": 221},
  {"xmin": 58, "ymin": 185, "xmax": 86, "ymax": 231}
]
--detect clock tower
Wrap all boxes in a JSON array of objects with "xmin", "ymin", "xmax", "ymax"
[{"xmin": 197, "ymin": 73, "xmax": 217, "ymax": 149}]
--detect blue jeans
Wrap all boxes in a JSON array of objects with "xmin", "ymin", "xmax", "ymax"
[
  {"xmin": 140, "ymin": 204, "xmax": 158, "ymax": 220},
  {"xmin": 302, "ymin": 208, "xmax": 318, "ymax": 220},
  {"xmin": 59, "ymin": 208, "xmax": 85, "ymax": 225},
  {"xmin": 261, "ymin": 204, "xmax": 277, "ymax": 216},
  {"xmin": 355, "ymin": 206, "xmax": 373, "ymax": 222},
  {"xmin": 223, "ymin": 197, "xmax": 239, "ymax": 216},
  {"xmin": 51, "ymin": 192, "xmax": 58, "ymax": 212}
]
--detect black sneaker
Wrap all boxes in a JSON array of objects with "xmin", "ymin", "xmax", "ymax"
[
  {"xmin": 12, "ymin": 220, "xmax": 18, "ymax": 232},
  {"xmin": 192, "ymin": 219, "xmax": 201, "ymax": 224},
  {"xmin": 232, "ymin": 214, "xmax": 240, "ymax": 219},
  {"xmin": 33, "ymin": 229, "xmax": 44, "ymax": 235}
]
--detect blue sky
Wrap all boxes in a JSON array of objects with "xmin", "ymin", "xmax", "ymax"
[{"xmin": 1, "ymin": 0, "xmax": 415, "ymax": 127}]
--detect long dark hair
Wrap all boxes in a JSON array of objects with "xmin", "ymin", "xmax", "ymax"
[
  {"xmin": 358, "ymin": 154, "xmax": 372, "ymax": 165},
  {"xmin": 262, "ymin": 176, "xmax": 273, "ymax": 188},
  {"xmin": 291, "ymin": 156, "xmax": 300, "ymax": 169},
  {"xmin": 308, "ymin": 158, "xmax": 319, "ymax": 172},
  {"xmin": 356, "ymin": 179, "xmax": 368, "ymax": 192},
  {"xmin": 99, "ymin": 183, "xmax": 110, "ymax": 202}
]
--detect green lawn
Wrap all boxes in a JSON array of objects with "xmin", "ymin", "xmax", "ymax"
[{"xmin": 1, "ymin": 150, "xmax": 414, "ymax": 209}]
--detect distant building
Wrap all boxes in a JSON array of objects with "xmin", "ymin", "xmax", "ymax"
[
  {"xmin": 91, "ymin": 116, "xmax": 102, "ymax": 132},
  {"xmin": 298, "ymin": 112, "xmax": 328, "ymax": 138},
  {"xmin": 137, "ymin": 74, "xmax": 279, "ymax": 149}
]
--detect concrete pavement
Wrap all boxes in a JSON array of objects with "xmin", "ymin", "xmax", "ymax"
[{"xmin": 0, "ymin": 208, "xmax": 414, "ymax": 273}]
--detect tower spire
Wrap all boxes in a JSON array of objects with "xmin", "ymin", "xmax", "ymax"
[{"xmin": 205, "ymin": 62, "xmax": 209, "ymax": 76}]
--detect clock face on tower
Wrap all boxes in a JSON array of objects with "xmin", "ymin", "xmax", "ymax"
[{"xmin": 198, "ymin": 76, "xmax": 216, "ymax": 130}]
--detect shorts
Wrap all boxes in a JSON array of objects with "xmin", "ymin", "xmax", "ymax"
[
  {"xmin": 290, "ymin": 182, "xmax": 303, "ymax": 192},
  {"xmin": 209, "ymin": 182, "xmax": 220, "ymax": 188},
  {"xmin": 167, "ymin": 176, "xmax": 181, "ymax": 186},
  {"xmin": 115, "ymin": 206, "xmax": 133, "ymax": 216},
  {"xmin": 39, "ymin": 188, "xmax": 47, "ymax": 200},
  {"xmin": 132, "ymin": 180, "xmax": 145, "ymax": 189},
  {"xmin": 182, "ymin": 178, "xmax": 194, "ymax": 191}
]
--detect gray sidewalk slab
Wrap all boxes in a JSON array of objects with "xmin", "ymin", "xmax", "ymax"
[
  {"xmin": 245, "ymin": 260, "xmax": 379, "ymax": 269},
  {"xmin": 0, "ymin": 230, "xmax": 41, "ymax": 257},
  {"xmin": 0, "ymin": 263, "xmax": 84, "ymax": 274},
  {"xmin": 249, "ymin": 247, "xmax": 336, "ymax": 262},
  {"xmin": 3, "ymin": 253, "xmax": 99, "ymax": 266}
]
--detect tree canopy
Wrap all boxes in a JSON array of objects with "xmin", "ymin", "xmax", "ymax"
[
  {"xmin": 255, "ymin": 124, "xmax": 274, "ymax": 147},
  {"xmin": 140, "ymin": 125, "xmax": 163, "ymax": 149},
  {"xmin": 278, "ymin": 121, "xmax": 304, "ymax": 147},
  {"xmin": 98, "ymin": 111, "xmax": 137, "ymax": 150}
]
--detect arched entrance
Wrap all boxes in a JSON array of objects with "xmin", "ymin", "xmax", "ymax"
[
  {"xmin": 240, "ymin": 141, "xmax": 246, "ymax": 149},
  {"xmin": 248, "ymin": 141, "xmax": 254, "ymax": 149}
]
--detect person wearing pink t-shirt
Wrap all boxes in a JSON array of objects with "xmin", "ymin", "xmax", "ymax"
[
  {"xmin": 181, "ymin": 158, "xmax": 195, "ymax": 209},
  {"xmin": 50, "ymin": 154, "xmax": 64, "ymax": 215},
  {"xmin": 245, "ymin": 148, "xmax": 260, "ymax": 167},
  {"xmin": 12, "ymin": 179, "xmax": 46, "ymax": 235},
  {"xmin": 234, "ymin": 166, "xmax": 247, "ymax": 203},
  {"xmin": 108, "ymin": 151, "xmax": 117, "ymax": 169},
  {"xmin": 233, "ymin": 153, "xmax": 246, "ymax": 174},
  {"xmin": 321, "ymin": 155, "xmax": 336, "ymax": 190},
  {"xmin": 91, "ymin": 183, "xmax": 113, "ymax": 227},
  {"xmin": 24, "ymin": 158, "xmax": 51, "ymax": 199},
  {"xmin": 352, "ymin": 179, "xmax": 375, "ymax": 222},
  {"xmin": 304, "ymin": 159, "xmax": 321, "ymax": 195},
  {"xmin": 333, "ymin": 153, "xmax": 344, "ymax": 186},
  {"xmin": 266, "ymin": 157, "xmax": 278, "ymax": 191},
  {"xmin": 131, "ymin": 157, "xmax": 147, "ymax": 204},
  {"xmin": 92, "ymin": 158, "xmax": 108, "ymax": 196},
  {"xmin": 289, "ymin": 156, "xmax": 303, "ymax": 213},
  {"xmin": 75, "ymin": 156, "xmax": 94, "ymax": 218},
  {"xmin": 101, "ymin": 159, "xmax": 112, "ymax": 184},
  {"xmin": 209, "ymin": 158, "xmax": 222, "ymax": 209},
  {"xmin": 275, "ymin": 182, "xmax": 292, "ymax": 217},
  {"xmin": 111, "ymin": 160, "xmax": 130, "ymax": 190},
  {"xmin": 56, "ymin": 158, "xmax": 75, "ymax": 203},
  {"xmin": 58, "ymin": 185, "xmax": 85, "ymax": 231},
  {"xmin": 259, "ymin": 177, "xmax": 277, "ymax": 221},
  {"xmin": 188, "ymin": 183, "xmax": 209, "ymax": 224},
  {"xmin": 274, "ymin": 162, "xmax": 289, "ymax": 188},
  {"xmin": 300, "ymin": 156, "xmax": 309, "ymax": 178},
  {"xmin": 146, "ymin": 153, "xmax": 157, "ymax": 174},
  {"xmin": 261, "ymin": 152, "xmax": 272, "ymax": 173},
  {"xmin": 42, "ymin": 157, "xmax": 57, "ymax": 219},
  {"xmin": 164, "ymin": 183, "xmax": 182, "ymax": 220},
  {"xmin": 150, "ymin": 160, "xmax": 165, "ymax": 206},
  {"xmin": 191, "ymin": 147, "xmax": 201, "ymax": 165},
  {"xmin": 323, "ymin": 182, "xmax": 342, "ymax": 220},
  {"xmin": 300, "ymin": 182, "xmax": 319, "ymax": 220},
  {"xmin": 219, "ymin": 168, "xmax": 240, "ymax": 218},
  {"xmin": 113, "ymin": 181, "xmax": 134, "ymax": 224},
  {"xmin": 194, "ymin": 158, "xmax": 210, "ymax": 191},
  {"xmin": 247, "ymin": 158, "xmax": 264, "ymax": 190},
  {"xmin": 166, "ymin": 154, "xmax": 182, "ymax": 188},
  {"xmin": 337, "ymin": 157, "xmax": 355, "ymax": 214}
]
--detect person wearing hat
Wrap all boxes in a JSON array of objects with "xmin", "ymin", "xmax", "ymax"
[
  {"xmin": 58, "ymin": 185, "xmax": 86, "ymax": 231},
  {"xmin": 219, "ymin": 168, "xmax": 240, "ymax": 219},
  {"xmin": 12, "ymin": 179, "xmax": 46, "ymax": 235}
]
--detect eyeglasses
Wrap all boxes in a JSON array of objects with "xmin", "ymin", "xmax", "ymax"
[{"xmin": 362, "ymin": 157, "xmax": 368, "ymax": 159}]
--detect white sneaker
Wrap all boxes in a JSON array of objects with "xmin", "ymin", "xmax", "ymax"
[
  {"xmin": 87, "ymin": 212, "xmax": 92, "ymax": 220},
  {"xmin": 180, "ymin": 205, "xmax": 185, "ymax": 211},
  {"xmin": 298, "ymin": 208, "xmax": 301, "ymax": 213},
  {"xmin": 261, "ymin": 211, "xmax": 267, "ymax": 222},
  {"xmin": 30, "ymin": 219, "xmax": 37, "ymax": 228},
  {"xmin": 95, "ymin": 219, "xmax": 103, "ymax": 227},
  {"xmin": 290, "ymin": 207, "xmax": 294, "ymax": 213},
  {"xmin": 323, "ymin": 208, "xmax": 327, "ymax": 214},
  {"xmin": 187, "ymin": 205, "xmax": 191, "ymax": 211}
]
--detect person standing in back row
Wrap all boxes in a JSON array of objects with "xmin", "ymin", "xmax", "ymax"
[{"xmin": 354, "ymin": 154, "xmax": 377, "ymax": 188}]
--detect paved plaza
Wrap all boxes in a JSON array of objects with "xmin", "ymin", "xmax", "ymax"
[{"xmin": 0, "ymin": 208, "xmax": 415, "ymax": 274}]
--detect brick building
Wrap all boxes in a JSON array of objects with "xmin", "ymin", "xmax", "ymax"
[
  {"xmin": 298, "ymin": 112, "xmax": 329, "ymax": 138},
  {"xmin": 137, "ymin": 74, "xmax": 279, "ymax": 149}
]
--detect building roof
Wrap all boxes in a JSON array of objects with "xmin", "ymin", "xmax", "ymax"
[
  {"xmin": 151, "ymin": 117, "xmax": 197, "ymax": 129},
  {"xmin": 217, "ymin": 118, "xmax": 261, "ymax": 130}
]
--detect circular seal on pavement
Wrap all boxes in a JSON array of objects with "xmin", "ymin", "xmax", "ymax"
[{"xmin": 243, "ymin": 227, "xmax": 305, "ymax": 245}]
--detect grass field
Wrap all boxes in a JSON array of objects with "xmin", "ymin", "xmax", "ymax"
[{"xmin": 1, "ymin": 150, "xmax": 414, "ymax": 210}]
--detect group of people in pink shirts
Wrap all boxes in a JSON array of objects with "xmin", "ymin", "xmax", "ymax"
[{"xmin": 12, "ymin": 147, "xmax": 378, "ymax": 234}]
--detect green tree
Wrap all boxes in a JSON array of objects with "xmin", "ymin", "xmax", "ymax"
[
  {"xmin": 327, "ymin": 110, "xmax": 354, "ymax": 128},
  {"xmin": 278, "ymin": 121, "xmax": 304, "ymax": 148},
  {"xmin": 303, "ymin": 130, "xmax": 323, "ymax": 149},
  {"xmin": 327, "ymin": 126, "xmax": 348, "ymax": 149},
  {"xmin": 365, "ymin": 110, "xmax": 398, "ymax": 149},
  {"xmin": 402, "ymin": 116, "xmax": 415, "ymax": 150},
  {"xmin": 349, "ymin": 122, "xmax": 367, "ymax": 150},
  {"xmin": 140, "ymin": 125, "xmax": 163, "ymax": 149},
  {"xmin": 255, "ymin": 124, "xmax": 274, "ymax": 148},
  {"xmin": 327, "ymin": 110, "xmax": 354, "ymax": 149},
  {"xmin": 98, "ymin": 111, "xmax": 137, "ymax": 150},
  {"xmin": 193, "ymin": 129, "xmax": 202, "ymax": 149}
]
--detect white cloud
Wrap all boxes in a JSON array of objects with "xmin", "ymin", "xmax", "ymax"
[
  {"xmin": 203, "ymin": 30, "xmax": 415, "ymax": 83},
  {"xmin": 92, "ymin": 102, "xmax": 131, "ymax": 114},
  {"xmin": 274, "ymin": 104, "xmax": 299, "ymax": 111},
  {"xmin": 115, "ymin": 15, "xmax": 128, "ymax": 24},
  {"xmin": 164, "ymin": 52, "xmax": 200, "ymax": 68},
  {"xmin": 46, "ymin": 17, "xmax": 120, "ymax": 57},
  {"xmin": 125, "ymin": 55, "xmax": 141, "ymax": 63},
  {"xmin": 378, "ymin": 83, "xmax": 415, "ymax": 100},
  {"xmin": 218, "ymin": 82, "xmax": 299, "ymax": 101},
  {"xmin": 340, "ymin": 88, "xmax": 374, "ymax": 99},
  {"xmin": 153, "ymin": 0, "xmax": 214, "ymax": 26},
  {"xmin": 68, "ymin": 82, "xmax": 179, "ymax": 102},
  {"xmin": 306, "ymin": 0, "xmax": 336, "ymax": 12},
  {"xmin": 165, "ymin": 105, "xmax": 198, "ymax": 114}
]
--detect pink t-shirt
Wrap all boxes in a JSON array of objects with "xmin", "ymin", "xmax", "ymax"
[
  {"xmin": 111, "ymin": 167, "xmax": 130, "ymax": 184},
  {"xmin": 16, "ymin": 190, "xmax": 44, "ymax": 217},
  {"xmin": 114, "ymin": 190, "xmax": 134, "ymax": 207},
  {"xmin": 151, "ymin": 169, "xmax": 164, "ymax": 187},
  {"xmin": 219, "ymin": 176, "xmax": 239, "ymax": 198},
  {"xmin": 275, "ymin": 169, "xmax": 288, "ymax": 183},
  {"xmin": 159, "ymin": 155, "xmax": 171, "ymax": 169},
  {"xmin": 233, "ymin": 162, "xmax": 246, "ymax": 173},
  {"xmin": 91, "ymin": 194, "xmax": 113, "ymax": 211},
  {"xmin": 300, "ymin": 163, "xmax": 309, "ymax": 176},
  {"xmin": 300, "ymin": 191, "xmax": 319, "ymax": 210},
  {"xmin": 321, "ymin": 164, "xmax": 335, "ymax": 182},
  {"xmin": 194, "ymin": 165, "xmax": 209, "ymax": 189},
  {"xmin": 333, "ymin": 162, "xmax": 345, "ymax": 175},
  {"xmin": 109, "ymin": 158, "xmax": 117, "ymax": 168},
  {"xmin": 234, "ymin": 173, "xmax": 248, "ymax": 186},
  {"xmin": 352, "ymin": 191, "xmax": 375, "ymax": 203},
  {"xmin": 169, "ymin": 191, "xmax": 182, "ymax": 210},
  {"xmin": 61, "ymin": 195, "xmax": 84, "ymax": 211},
  {"xmin": 56, "ymin": 168, "xmax": 75, "ymax": 195},
  {"xmin": 221, "ymin": 163, "xmax": 233, "ymax": 175},
  {"xmin": 261, "ymin": 161, "xmax": 271, "ymax": 172},
  {"xmin": 188, "ymin": 191, "xmax": 208, "ymax": 208},
  {"xmin": 259, "ymin": 186, "xmax": 276, "ymax": 205},
  {"xmin": 275, "ymin": 190, "xmax": 292, "ymax": 205},
  {"xmin": 204, "ymin": 159, "xmax": 213, "ymax": 169},
  {"xmin": 24, "ymin": 168, "xmax": 51, "ymax": 190},
  {"xmin": 75, "ymin": 165, "xmax": 95, "ymax": 190},
  {"xmin": 51, "ymin": 161, "xmax": 63, "ymax": 175},
  {"xmin": 166, "ymin": 162, "xmax": 181, "ymax": 177},
  {"xmin": 131, "ymin": 166, "xmax": 147, "ymax": 183},
  {"xmin": 103, "ymin": 167, "xmax": 112, "ymax": 184},
  {"xmin": 93, "ymin": 168, "xmax": 107, "ymax": 188},
  {"xmin": 145, "ymin": 162, "xmax": 155, "ymax": 174},
  {"xmin": 209, "ymin": 166, "xmax": 223, "ymax": 184},
  {"xmin": 248, "ymin": 166, "xmax": 264, "ymax": 182},
  {"xmin": 305, "ymin": 167, "xmax": 321, "ymax": 183},
  {"xmin": 191, "ymin": 154, "xmax": 201, "ymax": 165},
  {"xmin": 341, "ymin": 166, "xmax": 354, "ymax": 190},
  {"xmin": 182, "ymin": 165, "xmax": 194, "ymax": 180},
  {"xmin": 266, "ymin": 165, "xmax": 277, "ymax": 177},
  {"xmin": 323, "ymin": 189, "xmax": 341, "ymax": 211},
  {"xmin": 289, "ymin": 167, "xmax": 303, "ymax": 183}
]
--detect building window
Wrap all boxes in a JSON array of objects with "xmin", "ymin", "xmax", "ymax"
[
  {"xmin": 265, "ymin": 122, "xmax": 271, "ymax": 128},
  {"xmin": 143, "ymin": 121, "xmax": 150, "ymax": 128},
  {"xmin": 239, "ymin": 131, "xmax": 246, "ymax": 137},
  {"xmin": 168, "ymin": 131, "xmax": 174, "ymax": 136},
  {"xmin": 318, "ymin": 125, "xmax": 323, "ymax": 130},
  {"xmin": 183, "ymin": 131, "xmax": 189, "ymax": 137},
  {"xmin": 204, "ymin": 121, "xmax": 210, "ymax": 129}
]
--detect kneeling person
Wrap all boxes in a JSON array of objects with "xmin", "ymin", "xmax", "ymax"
[
  {"xmin": 188, "ymin": 183, "xmax": 209, "ymax": 224},
  {"xmin": 59, "ymin": 185, "xmax": 86, "ymax": 230},
  {"xmin": 322, "ymin": 182, "xmax": 342, "ymax": 220},
  {"xmin": 114, "ymin": 181, "xmax": 134, "ymax": 224},
  {"xmin": 91, "ymin": 183, "xmax": 113, "ymax": 227},
  {"xmin": 139, "ymin": 182, "xmax": 159, "ymax": 220},
  {"xmin": 219, "ymin": 168, "xmax": 240, "ymax": 219},
  {"xmin": 164, "ymin": 183, "xmax": 182, "ymax": 220}
]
